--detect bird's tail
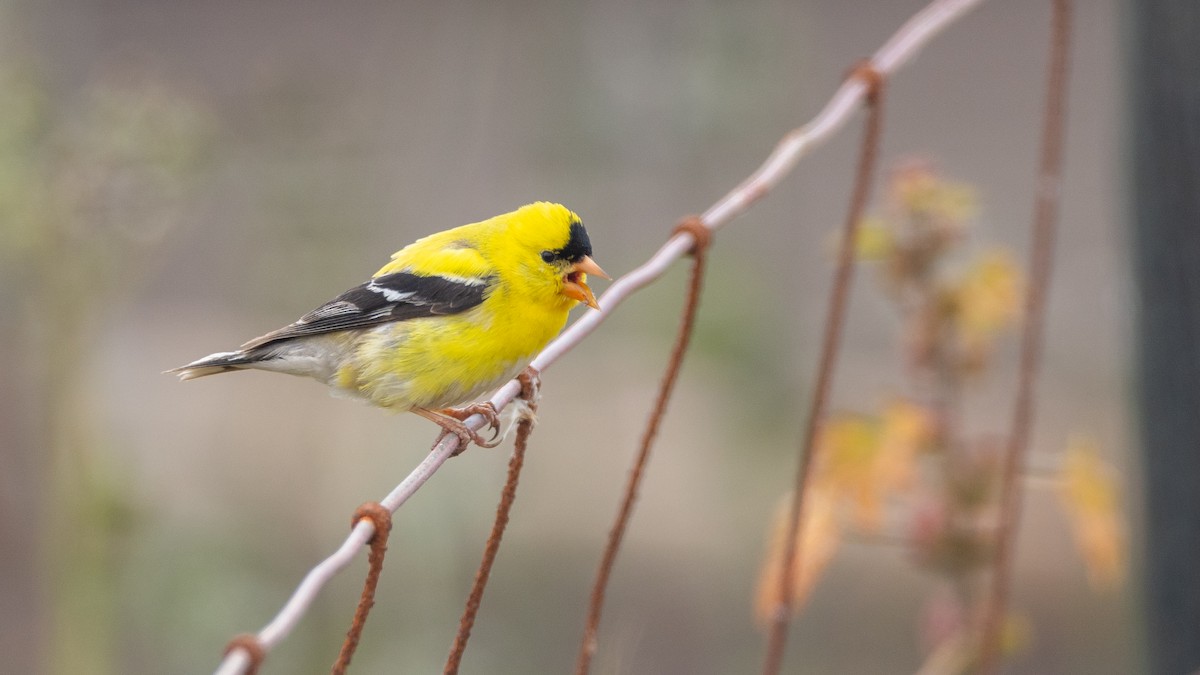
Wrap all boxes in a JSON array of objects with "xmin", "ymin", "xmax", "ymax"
[{"xmin": 167, "ymin": 349, "xmax": 265, "ymax": 381}]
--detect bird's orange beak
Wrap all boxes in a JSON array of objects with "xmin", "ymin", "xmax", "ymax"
[{"xmin": 562, "ymin": 256, "xmax": 610, "ymax": 310}]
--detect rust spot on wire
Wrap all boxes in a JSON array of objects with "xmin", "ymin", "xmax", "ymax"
[
  {"xmin": 331, "ymin": 502, "xmax": 394, "ymax": 674},
  {"xmin": 575, "ymin": 217, "xmax": 712, "ymax": 675},
  {"xmin": 223, "ymin": 633, "xmax": 266, "ymax": 675},
  {"xmin": 444, "ymin": 367, "xmax": 541, "ymax": 675},
  {"xmin": 848, "ymin": 60, "xmax": 884, "ymax": 106},
  {"xmin": 672, "ymin": 215, "xmax": 712, "ymax": 257},
  {"xmin": 761, "ymin": 59, "xmax": 887, "ymax": 675},
  {"xmin": 518, "ymin": 365, "xmax": 541, "ymax": 401},
  {"xmin": 978, "ymin": 1, "xmax": 1073, "ymax": 672}
]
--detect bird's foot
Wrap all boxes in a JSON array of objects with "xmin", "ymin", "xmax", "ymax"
[
  {"xmin": 439, "ymin": 402, "xmax": 502, "ymax": 441},
  {"xmin": 416, "ymin": 403, "xmax": 502, "ymax": 455}
]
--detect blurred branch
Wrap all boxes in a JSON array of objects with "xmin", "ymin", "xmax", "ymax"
[
  {"xmin": 214, "ymin": 0, "xmax": 988, "ymax": 672},
  {"xmin": 977, "ymin": 0, "xmax": 1073, "ymax": 671},
  {"xmin": 760, "ymin": 62, "xmax": 886, "ymax": 675}
]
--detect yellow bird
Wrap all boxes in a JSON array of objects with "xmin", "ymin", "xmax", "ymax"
[{"xmin": 170, "ymin": 202, "xmax": 607, "ymax": 448}]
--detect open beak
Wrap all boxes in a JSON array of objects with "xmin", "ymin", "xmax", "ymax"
[{"xmin": 562, "ymin": 255, "xmax": 610, "ymax": 310}]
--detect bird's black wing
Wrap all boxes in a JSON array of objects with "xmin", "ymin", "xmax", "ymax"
[{"xmin": 240, "ymin": 271, "xmax": 494, "ymax": 350}]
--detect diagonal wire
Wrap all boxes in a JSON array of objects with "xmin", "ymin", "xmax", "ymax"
[
  {"xmin": 212, "ymin": 2, "xmax": 987, "ymax": 672},
  {"xmin": 976, "ymin": 0, "xmax": 1073, "ymax": 671},
  {"xmin": 759, "ymin": 63, "xmax": 887, "ymax": 675},
  {"xmin": 574, "ymin": 218, "xmax": 711, "ymax": 675}
]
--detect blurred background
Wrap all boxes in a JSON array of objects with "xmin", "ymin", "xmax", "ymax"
[{"xmin": 0, "ymin": 0, "xmax": 1132, "ymax": 673}]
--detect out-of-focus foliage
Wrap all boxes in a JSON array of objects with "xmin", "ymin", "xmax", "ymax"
[
  {"xmin": 809, "ymin": 399, "xmax": 934, "ymax": 532},
  {"xmin": 755, "ymin": 489, "xmax": 840, "ymax": 624},
  {"xmin": 755, "ymin": 163, "xmax": 1127, "ymax": 670},
  {"xmin": 0, "ymin": 59, "xmax": 211, "ymax": 675},
  {"xmin": 1058, "ymin": 437, "xmax": 1127, "ymax": 589},
  {"xmin": 954, "ymin": 250, "xmax": 1024, "ymax": 370},
  {"xmin": 0, "ymin": 64, "xmax": 210, "ymax": 281},
  {"xmin": 0, "ymin": 67, "xmax": 49, "ymax": 261}
]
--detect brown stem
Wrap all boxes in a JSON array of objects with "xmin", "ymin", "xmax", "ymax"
[
  {"xmin": 760, "ymin": 63, "xmax": 886, "ymax": 675},
  {"xmin": 574, "ymin": 218, "xmax": 712, "ymax": 675},
  {"xmin": 444, "ymin": 372, "xmax": 540, "ymax": 674},
  {"xmin": 331, "ymin": 503, "xmax": 394, "ymax": 674},
  {"xmin": 976, "ymin": 1, "xmax": 1072, "ymax": 671}
]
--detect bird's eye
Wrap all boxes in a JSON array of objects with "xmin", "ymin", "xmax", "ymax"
[{"xmin": 541, "ymin": 250, "xmax": 555, "ymax": 263}]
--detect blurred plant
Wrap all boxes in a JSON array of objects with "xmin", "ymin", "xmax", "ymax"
[
  {"xmin": 1057, "ymin": 437, "xmax": 1127, "ymax": 589},
  {"xmin": 0, "ymin": 60, "xmax": 211, "ymax": 674},
  {"xmin": 755, "ymin": 162, "xmax": 1126, "ymax": 670},
  {"xmin": 755, "ymin": 488, "xmax": 840, "ymax": 626}
]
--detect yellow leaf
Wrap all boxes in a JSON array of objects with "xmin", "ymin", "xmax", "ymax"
[
  {"xmin": 821, "ymin": 415, "xmax": 879, "ymax": 480},
  {"xmin": 953, "ymin": 249, "xmax": 1023, "ymax": 372},
  {"xmin": 818, "ymin": 415, "xmax": 885, "ymax": 529},
  {"xmin": 855, "ymin": 217, "xmax": 894, "ymax": 260},
  {"xmin": 881, "ymin": 399, "xmax": 935, "ymax": 452},
  {"xmin": 876, "ymin": 399, "xmax": 935, "ymax": 490},
  {"xmin": 754, "ymin": 489, "xmax": 841, "ymax": 627},
  {"xmin": 957, "ymin": 249, "xmax": 1023, "ymax": 339},
  {"xmin": 816, "ymin": 404, "xmax": 932, "ymax": 531},
  {"xmin": 1057, "ymin": 437, "xmax": 1127, "ymax": 589}
]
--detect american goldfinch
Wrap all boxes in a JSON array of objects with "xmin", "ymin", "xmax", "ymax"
[{"xmin": 170, "ymin": 202, "xmax": 607, "ymax": 447}]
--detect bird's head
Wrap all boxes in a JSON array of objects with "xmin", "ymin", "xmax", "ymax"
[{"xmin": 506, "ymin": 202, "xmax": 609, "ymax": 310}]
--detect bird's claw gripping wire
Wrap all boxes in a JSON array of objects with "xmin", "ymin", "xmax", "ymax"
[
  {"xmin": 414, "ymin": 403, "xmax": 503, "ymax": 455},
  {"xmin": 443, "ymin": 402, "xmax": 503, "ymax": 446}
]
